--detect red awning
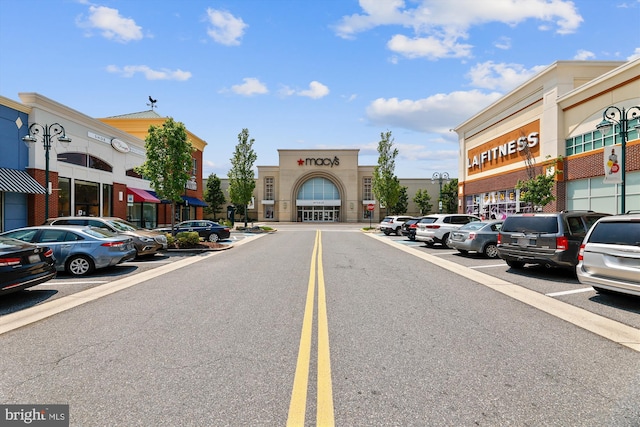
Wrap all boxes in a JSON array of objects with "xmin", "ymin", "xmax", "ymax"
[{"xmin": 127, "ymin": 187, "xmax": 161, "ymax": 203}]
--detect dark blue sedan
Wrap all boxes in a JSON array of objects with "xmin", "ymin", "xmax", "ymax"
[{"xmin": 154, "ymin": 220, "xmax": 231, "ymax": 242}]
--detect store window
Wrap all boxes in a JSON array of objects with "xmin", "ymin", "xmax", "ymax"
[
  {"xmin": 565, "ymin": 118, "xmax": 639, "ymax": 156},
  {"xmin": 58, "ymin": 152, "xmax": 113, "ymax": 172},
  {"xmin": 74, "ymin": 180, "xmax": 99, "ymax": 216},
  {"xmin": 58, "ymin": 177, "xmax": 71, "ymax": 217},
  {"xmin": 102, "ymin": 184, "xmax": 112, "ymax": 217}
]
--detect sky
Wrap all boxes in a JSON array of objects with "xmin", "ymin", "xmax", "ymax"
[{"xmin": 1, "ymin": 0, "xmax": 639, "ymax": 180}]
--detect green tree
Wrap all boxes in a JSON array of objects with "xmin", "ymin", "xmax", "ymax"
[
  {"xmin": 136, "ymin": 117, "xmax": 193, "ymax": 233},
  {"xmin": 204, "ymin": 173, "xmax": 226, "ymax": 220},
  {"xmin": 390, "ymin": 186, "xmax": 408, "ymax": 215},
  {"xmin": 440, "ymin": 178, "xmax": 459, "ymax": 214},
  {"xmin": 413, "ymin": 189, "xmax": 433, "ymax": 214},
  {"xmin": 515, "ymin": 172, "xmax": 556, "ymax": 211},
  {"xmin": 372, "ymin": 131, "xmax": 401, "ymax": 216},
  {"xmin": 228, "ymin": 128, "xmax": 257, "ymax": 227}
]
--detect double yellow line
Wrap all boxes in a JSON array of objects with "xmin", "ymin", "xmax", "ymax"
[{"xmin": 287, "ymin": 230, "xmax": 335, "ymax": 427}]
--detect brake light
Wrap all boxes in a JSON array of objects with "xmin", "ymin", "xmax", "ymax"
[
  {"xmin": 578, "ymin": 243, "xmax": 585, "ymax": 261},
  {"xmin": 410, "ymin": 224, "xmax": 417, "ymax": 229},
  {"xmin": 101, "ymin": 241, "xmax": 126, "ymax": 248},
  {"xmin": 0, "ymin": 257, "xmax": 21, "ymax": 267},
  {"xmin": 44, "ymin": 249, "xmax": 54, "ymax": 258},
  {"xmin": 556, "ymin": 236, "xmax": 569, "ymax": 251},
  {"xmin": 497, "ymin": 234, "xmax": 502, "ymax": 244},
  {"xmin": 426, "ymin": 225, "xmax": 440, "ymax": 229}
]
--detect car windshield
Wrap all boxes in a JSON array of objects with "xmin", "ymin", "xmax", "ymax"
[
  {"xmin": 502, "ymin": 216, "xmax": 558, "ymax": 233},
  {"xmin": 588, "ymin": 221, "xmax": 640, "ymax": 246},
  {"xmin": 107, "ymin": 219, "xmax": 139, "ymax": 232}
]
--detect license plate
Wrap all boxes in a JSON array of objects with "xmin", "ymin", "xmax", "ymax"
[
  {"xmin": 517, "ymin": 237, "xmax": 534, "ymax": 247},
  {"xmin": 28, "ymin": 254, "xmax": 40, "ymax": 264}
]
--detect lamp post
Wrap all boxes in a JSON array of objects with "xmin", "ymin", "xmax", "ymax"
[
  {"xmin": 596, "ymin": 105, "xmax": 640, "ymax": 214},
  {"xmin": 432, "ymin": 172, "xmax": 450, "ymax": 213},
  {"xmin": 22, "ymin": 123, "xmax": 72, "ymax": 220}
]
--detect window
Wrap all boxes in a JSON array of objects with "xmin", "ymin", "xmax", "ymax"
[
  {"xmin": 363, "ymin": 177, "xmax": 372, "ymax": 200},
  {"xmin": 297, "ymin": 178, "xmax": 339, "ymax": 200},
  {"xmin": 265, "ymin": 177, "xmax": 274, "ymax": 200},
  {"xmin": 192, "ymin": 158, "xmax": 197, "ymax": 176},
  {"xmin": 58, "ymin": 152, "xmax": 113, "ymax": 172},
  {"xmin": 565, "ymin": 118, "xmax": 640, "ymax": 157}
]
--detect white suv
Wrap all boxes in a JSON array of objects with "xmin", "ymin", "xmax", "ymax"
[
  {"xmin": 415, "ymin": 214, "xmax": 481, "ymax": 247},
  {"xmin": 379, "ymin": 215, "xmax": 415, "ymax": 236}
]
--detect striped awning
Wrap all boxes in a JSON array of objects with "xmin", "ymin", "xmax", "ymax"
[{"xmin": 0, "ymin": 168, "xmax": 47, "ymax": 194}]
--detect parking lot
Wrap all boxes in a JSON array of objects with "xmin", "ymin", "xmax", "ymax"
[{"xmin": 378, "ymin": 231, "xmax": 640, "ymax": 330}]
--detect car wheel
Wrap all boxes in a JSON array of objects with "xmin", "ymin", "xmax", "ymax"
[
  {"xmin": 208, "ymin": 233, "xmax": 220, "ymax": 242},
  {"xmin": 442, "ymin": 233, "xmax": 451, "ymax": 248},
  {"xmin": 409, "ymin": 234, "xmax": 415, "ymax": 241},
  {"xmin": 483, "ymin": 243, "xmax": 499, "ymax": 259},
  {"xmin": 66, "ymin": 255, "xmax": 94, "ymax": 276},
  {"xmin": 383, "ymin": 230, "xmax": 391, "ymax": 235},
  {"xmin": 506, "ymin": 259, "xmax": 525, "ymax": 269},
  {"xmin": 395, "ymin": 227, "xmax": 401, "ymax": 236}
]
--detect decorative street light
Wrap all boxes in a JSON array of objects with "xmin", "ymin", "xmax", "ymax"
[
  {"xmin": 22, "ymin": 123, "xmax": 72, "ymax": 220},
  {"xmin": 432, "ymin": 172, "xmax": 450, "ymax": 213},
  {"xmin": 596, "ymin": 105, "xmax": 640, "ymax": 214}
]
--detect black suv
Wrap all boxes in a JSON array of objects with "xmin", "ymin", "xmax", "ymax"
[{"xmin": 497, "ymin": 211, "xmax": 609, "ymax": 270}]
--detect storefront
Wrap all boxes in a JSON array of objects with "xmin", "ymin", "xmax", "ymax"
[{"xmin": 455, "ymin": 60, "xmax": 640, "ymax": 217}]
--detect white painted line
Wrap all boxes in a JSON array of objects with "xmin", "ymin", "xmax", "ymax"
[
  {"xmin": 366, "ymin": 232, "xmax": 640, "ymax": 353},
  {"xmin": 470, "ymin": 264, "xmax": 507, "ymax": 269},
  {"xmin": 546, "ymin": 287, "xmax": 595, "ymax": 297},
  {"xmin": 0, "ymin": 233, "xmax": 267, "ymax": 335}
]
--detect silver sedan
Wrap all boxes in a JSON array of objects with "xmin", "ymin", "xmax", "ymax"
[{"xmin": 447, "ymin": 220, "xmax": 503, "ymax": 258}]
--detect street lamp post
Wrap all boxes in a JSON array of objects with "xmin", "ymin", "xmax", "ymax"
[
  {"xmin": 596, "ymin": 105, "xmax": 640, "ymax": 214},
  {"xmin": 22, "ymin": 123, "xmax": 72, "ymax": 220},
  {"xmin": 432, "ymin": 172, "xmax": 450, "ymax": 213}
]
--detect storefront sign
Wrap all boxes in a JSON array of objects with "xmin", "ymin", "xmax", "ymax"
[
  {"xmin": 466, "ymin": 120, "xmax": 540, "ymax": 174},
  {"xmin": 297, "ymin": 156, "xmax": 340, "ymax": 167},
  {"xmin": 111, "ymin": 138, "xmax": 130, "ymax": 153}
]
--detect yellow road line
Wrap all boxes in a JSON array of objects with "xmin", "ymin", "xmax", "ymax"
[
  {"xmin": 287, "ymin": 230, "xmax": 335, "ymax": 426},
  {"xmin": 316, "ymin": 231, "xmax": 335, "ymax": 427}
]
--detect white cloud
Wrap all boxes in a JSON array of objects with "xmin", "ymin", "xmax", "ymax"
[
  {"xmin": 106, "ymin": 65, "xmax": 192, "ymax": 81},
  {"xmin": 366, "ymin": 90, "xmax": 502, "ymax": 133},
  {"xmin": 230, "ymin": 78, "xmax": 268, "ymax": 96},
  {"xmin": 573, "ymin": 49, "xmax": 595, "ymax": 60},
  {"xmin": 628, "ymin": 48, "xmax": 640, "ymax": 61},
  {"xmin": 298, "ymin": 81, "xmax": 330, "ymax": 99},
  {"xmin": 78, "ymin": 5, "xmax": 143, "ymax": 43},
  {"xmin": 466, "ymin": 61, "xmax": 547, "ymax": 92},
  {"xmin": 206, "ymin": 8, "xmax": 247, "ymax": 46},
  {"xmin": 335, "ymin": 0, "xmax": 583, "ymax": 59},
  {"xmin": 494, "ymin": 36, "xmax": 511, "ymax": 50}
]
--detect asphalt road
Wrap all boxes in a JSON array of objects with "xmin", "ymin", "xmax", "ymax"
[{"xmin": 1, "ymin": 224, "xmax": 639, "ymax": 426}]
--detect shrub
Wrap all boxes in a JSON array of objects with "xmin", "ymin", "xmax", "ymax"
[{"xmin": 175, "ymin": 231, "xmax": 201, "ymax": 248}]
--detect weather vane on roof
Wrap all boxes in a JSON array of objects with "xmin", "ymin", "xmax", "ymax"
[{"xmin": 147, "ymin": 96, "xmax": 158, "ymax": 110}]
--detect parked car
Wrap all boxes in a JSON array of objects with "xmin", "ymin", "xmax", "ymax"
[
  {"xmin": 576, "ymin": 214, "xmax": 640, "ymax": 297},
  {"xmin": 154, "ymin": 220, "xmax": 231, "ymax": 242},
  {"xmin": 415, "ymin": 214, "xmax": 481, "ymax": 247},
  {"xmin": 0, "ymin": 226, "xmax": 136, "ymax": 276},
  {"xmin": 447, "ymin": 220, "xmax": 503, "ymax": 258},
  {"xmin": 379, "ymin": 216, "xmax": 415, "ymax": 236},
  {"xmin": 44, "ymin": 216, "xmax": 167, "ymax": 257},
  {"xmin": 0, "ymin": 236, "xmax": 56, "ymax": 295},
  {"xmin": 497, "ymin": 210, "xmax": 609, "ymax": 270},
  {"xmin": 401, "ymin": 218, "xmax": 422, "ymax": 240}
]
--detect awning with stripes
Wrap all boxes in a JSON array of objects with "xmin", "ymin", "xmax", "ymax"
[{"xmin": 0, "ymin": 168, "xmax": 47, "ymax": 194}]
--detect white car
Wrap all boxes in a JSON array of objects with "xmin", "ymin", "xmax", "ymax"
[
  {"xmin": 415, "ymin": 214, "xmax": 481, "ymax": 247},
  {"xmin": 576, "ymin": 214, "xmax": 640, "ymax": 297},
  {"xmin": 379, "ymin": 216, "xmax": 415, "ymax": 236}
]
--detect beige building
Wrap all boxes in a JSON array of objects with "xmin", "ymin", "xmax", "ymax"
[
  {"xmin": 455, "ymin": 59, "xmax": 640, "ymax": 217},
  {"xmin": 214, "ymin": 149, "xmax": 444, "ymax": 223}
]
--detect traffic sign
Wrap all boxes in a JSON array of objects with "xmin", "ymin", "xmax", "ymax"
[{"xmin": 367, "ymin": 204, "xmax": 375, "ymax": 211}]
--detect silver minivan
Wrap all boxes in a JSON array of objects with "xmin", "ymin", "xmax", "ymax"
[{"xmin": 576, "ymin": 214, "xmax": 640, "ymax": 297}]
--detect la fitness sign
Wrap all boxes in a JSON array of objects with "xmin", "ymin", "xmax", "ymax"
[
  {"xmin": 466, "ymin": 120, "xmax": 540, "ymax": 174},
  {"xmin": 297, "ymin": 156, "xmax": 340, "ymax": 167}
]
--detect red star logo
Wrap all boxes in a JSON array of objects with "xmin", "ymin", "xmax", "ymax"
[{"xmin": 297, "ymin": 158, "xmax": 304, "ymax": 166}]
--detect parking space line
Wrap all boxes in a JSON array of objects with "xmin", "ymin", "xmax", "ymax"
[
  {"xmin": 366, "ymin": 232, "xmax": 640, "ymax": 352},
  {"xmin": 42, "ymin": 281, "xmax": 108, "ymax": 286},
  {"xmin": 546, "ymin": 288, "xmax": 594, "ymax": 297},
  {"xmin": 470, "ymin": 263, "xmax": 507, "ymax": 269}
]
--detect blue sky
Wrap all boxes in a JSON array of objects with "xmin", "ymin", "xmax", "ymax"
[{"xmin": 1, "ymin": 0, "xmax": 639, "ymax": 179}]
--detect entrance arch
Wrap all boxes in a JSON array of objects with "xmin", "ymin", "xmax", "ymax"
[{"xmin": 292, "ymin": 174, "xmax": 344, "ymax": 222}]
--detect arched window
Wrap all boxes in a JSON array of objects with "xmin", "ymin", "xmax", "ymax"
[
  {"xmin": 57, "ymin": 152, "xmax": 113, "ymax": 172},
  {"xmin": 297, "ymin": 177, "xmax": 339, "ymax": 200}
]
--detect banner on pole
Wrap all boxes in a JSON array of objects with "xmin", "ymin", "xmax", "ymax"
[{"xmin": 603, "ymin": 145, "xmax": 622, "ymax": 184}]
